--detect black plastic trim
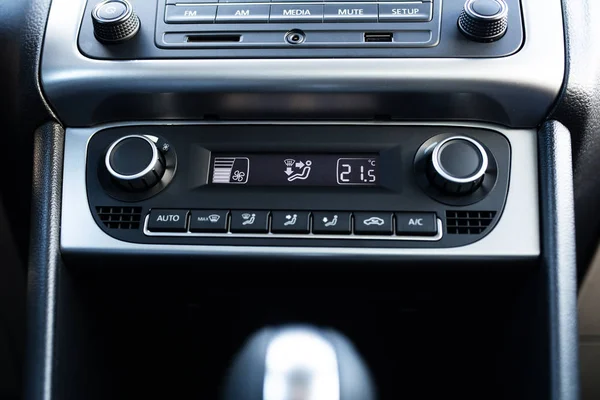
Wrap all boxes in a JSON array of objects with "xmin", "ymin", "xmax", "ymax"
[
  {"xmin": 538, "ymin": 120, "xmax": 580, "ymax": 400},
  {"xmin": 24, "ymin": 123, "xmax": 65, "ymax": 400}
]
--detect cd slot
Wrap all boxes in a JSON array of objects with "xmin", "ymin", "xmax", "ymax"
[{"xmin": 186, "ymin": 34, "xmax": 241, "ymax": 43}]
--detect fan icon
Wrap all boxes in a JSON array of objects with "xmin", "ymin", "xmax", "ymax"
[{"xmin": 232, "ymin": 170, "xmax": 246, "ymax": 182}]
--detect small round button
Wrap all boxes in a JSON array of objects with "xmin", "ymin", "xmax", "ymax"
[
  {"xmin": 428, "ymin": 136, "xmax": 488, "ymax": 194},
  {"xmin": 96, "ymin": 1, "xmax": 127, "ymax": 20},
  {"xmin": 92, "ymin": 0, "xmax": 140, "ymax": 44},
  {"xmin": 458, "ymin": 0, "xmax": 508, "ymax": 42},
  {"xmin": 105, "ymin": 135, "xmax": 165, "ymax": 191},
  {"xmin": 472, "ymin": 0, "xmax": 502, "ymax": 16}
]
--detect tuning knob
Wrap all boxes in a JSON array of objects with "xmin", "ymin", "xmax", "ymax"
[
  {"xmin": 92, "ymin": 0, "xmax": 140, "ymax": 44},
  {"xmin": 458, "ymin": 0, "xmax": 508, "ymax": 42},
  {"xmin": 105, "ymin": 135, "xmax": 165, "ymax": 191},
  {"xmin": 428, "ymin": 136, "xmax": 488, "ymax": 195}
]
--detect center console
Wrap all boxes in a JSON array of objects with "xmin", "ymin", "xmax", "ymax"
[{"xmin": 25, "ymin": 0, "xmax": 580, "ymax": 399}]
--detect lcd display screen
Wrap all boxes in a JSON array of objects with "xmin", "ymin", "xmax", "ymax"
[{"xmin": 210, "ymin": 154, "xmax": 379, "ymax": 186}]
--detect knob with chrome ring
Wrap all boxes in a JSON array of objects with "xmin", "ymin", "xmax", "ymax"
[
  {"xmin": 105, "ymin": 134, "xmax": 166, "ymax": 191},
  {"xmin": 428, "ymin": 136, "xmax": 488, "ymax": 195}
]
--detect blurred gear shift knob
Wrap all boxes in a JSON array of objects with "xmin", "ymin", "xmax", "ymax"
[{"xmin": 222, "ymin": 325, "xmax": 377, "ymax": 400}]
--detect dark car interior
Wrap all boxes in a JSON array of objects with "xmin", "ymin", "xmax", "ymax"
[{"xmin": 1, "ymin": 0, "xmax": 599, "ymax": 399}]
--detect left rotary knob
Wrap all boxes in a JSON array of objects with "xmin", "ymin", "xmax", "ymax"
[
  {"xmin": 105, "ymin": 135, "xmax": 165, "ymax": 191},
  {"xmin": 92, "ymin": 0, "xmax": 140, "ymax": 44}
]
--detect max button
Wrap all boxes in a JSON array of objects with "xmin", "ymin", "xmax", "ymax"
[
  {"xmin": 190, "ymin": 210, "xmax": 229, "ymax": 233},
  {"xmin": 147, "ymin": 209, "xmax": 188, "ymax": 232}
]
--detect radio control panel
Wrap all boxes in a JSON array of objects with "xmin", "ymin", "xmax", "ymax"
[
  {"xmin": 85, "ymin": 124, "xmax": 510, "ymax": 249},
  {"xmin": 77, "ymin": 0, "xmax": 524, "ymax": 58}
]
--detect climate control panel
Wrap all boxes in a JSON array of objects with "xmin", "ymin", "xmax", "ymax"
[{"xmin": 85, "ymin": 124, "xmax": 510, "ymax": 249}]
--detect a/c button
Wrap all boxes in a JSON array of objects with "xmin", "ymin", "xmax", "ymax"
[{"xmin": 395, "ymin": 212, "xmax": 437, "ymax": 236}]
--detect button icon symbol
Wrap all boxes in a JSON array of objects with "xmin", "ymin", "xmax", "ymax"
[
  {"xmin": 208, "ymin": 214, "xmax": 221, "ymax": 223},
  {"xmin": 232, "ymin": 170, "xmax": 246, "ymax": 182},
  {"xmin": 284, "ymin": 159, "xmax": 313, "ymax": 182},
  {"xmin": 213, "ymin": 157, "xmax": 249, "ymax": 184},
  {"xmin": 284, "ymin": 214, "xmax": 298, "ymax": 226},
  {"xmin": 323, "ymin": 215, "xmax": 338, "ymax": 227},
  {"xmin": 242, "ymin": 213, "xmax": 256, "ymax": 225},
  {"xmin": 408, "ymin": 218, "xmax": 423, "ymax": 226},
  {"xmin": 105, "ymin": 6, "xmax": 117, "ymax": 14},
  {"xmin": 362, "ymin": 216, "xmax": 385, "ymax": 226}
]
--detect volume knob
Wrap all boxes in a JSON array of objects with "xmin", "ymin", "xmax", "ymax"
[
  {"xmin": 428, "ymin": 136, "xmax": 488, "ymax": 195},
  {"xmin": 458, "ymin": 0, "xmax": 508, "ymax": 42},
  {"xmin": 92, "ymin": 0, "xmax": 140, "ymax": 44},
  {"xmin": 105, "ymin": 135, "xmax": 165, "ymax": 191}
]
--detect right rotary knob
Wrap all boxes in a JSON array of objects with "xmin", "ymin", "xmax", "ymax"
[
  {"xmin": 458, "ymin": 0, "xmax": 509, "ymax": 42},
  {"xmin": 428, "ymin": 136, "xmax": 488, "ymax": 195}
]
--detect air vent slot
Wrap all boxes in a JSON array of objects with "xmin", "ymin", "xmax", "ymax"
[
  {"xmin": 446, "ymin": 210, "xmax": 496, "ymax": 235},
  {"xmin": 96, "ymin": 206, "xmax": 142, "ymax": 229}
]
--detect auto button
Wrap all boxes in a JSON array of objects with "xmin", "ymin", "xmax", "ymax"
[
  {"xmin": 147, "ymin": 209, "xmax": 188, "ymax": 232},
  {"xmin": 353, "ymin": 212, "xmax": 393, "ymax": 235}
]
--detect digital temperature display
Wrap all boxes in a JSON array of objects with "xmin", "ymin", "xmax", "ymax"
[
  {"xmin": 210, "ymin": 154, "xmax": 379, "ymax": 187},
  {"xmin": 336, "ymin": 158, "xmax": 377, "ymax": 185}
]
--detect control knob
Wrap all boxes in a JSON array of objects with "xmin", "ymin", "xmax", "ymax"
[
  {"xmin": 428, "ymin": 136, "xmax": 488, "ymax": 195},
  {"xmin": 458, "ymin": 0, "xmax": 508, "ymax": 42},
  {"xmin": 92, "ymin": 0, "xmax": 140, "ymax": 44},
  {"xmin": 105, "ymin": 135, "xmax": 165, "ymax": 191}
]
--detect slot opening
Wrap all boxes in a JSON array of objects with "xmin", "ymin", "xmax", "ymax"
[
  {"xmin": 186, "ymin": 34, "xmax": 241, "ymax": 43},
  {"xmin": 364, "ymin": 32, "xmax": 393, "ymax": 43}
]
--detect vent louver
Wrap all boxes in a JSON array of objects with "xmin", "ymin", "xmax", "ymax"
[
  {"xmin": 96, "ymin": 206, "xmax": 142, "ymax": 229},
  {"xmin": 446, "ymin": 211, "xmax": 496, "ymax": 235}
]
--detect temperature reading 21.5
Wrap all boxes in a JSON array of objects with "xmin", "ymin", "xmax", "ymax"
[{"xmin": 336, "ymin": 158, "xmax": 378, "ymax": 186}]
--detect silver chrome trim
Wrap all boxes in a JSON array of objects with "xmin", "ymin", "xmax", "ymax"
[
  {"xmin": 431, "ymin": 136, "xmax": 489, "ymax": 184},
  {"xmin": 465, "ymin": 0, "xmax": 508, "ymax": 20},
  {"xmin": 105, "ymin": 134, "xmax": 159, "ymax": 181},
  {"xmin": 61, "ymin": 121, "xmax": 540, "ymax": 259},
  {"xmin": 42, "ymin": 0, "xmax": 564, "ymax": 127},
  {"xmin": 142, "ymin": 215, "xmax": 445, "ymax": 241},
  {"xmin": 264, "ymin": 327, "xmax": 340, "ymax": 400},
  {"xmin": 93, "ymin": 0, "xmax": 133, "ymax": 23}
]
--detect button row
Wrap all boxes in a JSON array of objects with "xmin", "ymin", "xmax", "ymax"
[
  {"xmin": 167, "ymin": 0, "xmax": 433, "ymax": 3},
  {"xmin": 165, "ymin": 3, "xmax": 432, "ymax": 23},
  {"xmin": 147, "ymin": 209, "xmax": 438, "ymax": 236}
]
